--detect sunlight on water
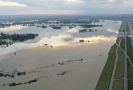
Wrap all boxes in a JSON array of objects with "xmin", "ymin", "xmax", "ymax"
[{"xmin": 0, "ymin": 20, "xmax": 121, "ymax": 90}]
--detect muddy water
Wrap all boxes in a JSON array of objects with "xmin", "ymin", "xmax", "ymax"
[{"xmin": 0, "ymin": 20, "xmax": 121, "ymax": 90}]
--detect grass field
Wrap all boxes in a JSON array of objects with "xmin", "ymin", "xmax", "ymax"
[
  {"xmin": 116, "ymin": 38, "xmax": 123, "ymax": 44},
  {"xmin": 95, "ymin": 21, "xmax": 125, "ymax": 90},
  {"xmin": 126, "ymin": 22, "xmax": 129, "ymax": 32},
  {"xmin": 127, "ymin": 37, "xmax": 133, "ymax": 90},
  {"xmin": 128, "ymin": 81, "xmax": 133, "ymax": 90},
  {"xmin": 95, "ymin": 44, "xmax": 117, "ymax": 90},
  {"xmin": 127, "ymin": 37, "xmax": 133, "ymax": 63},
  {"xmin": 127, "ymin": 60, "xmax": 133, "ymax": 81},
  {"xmin": 120, "ymin": 38, "xmax": 125, "ymax": 51},
  {"xmin": 116, "ymin": 38, "xmax": 120, "ymax": 44},
  {"xmin": 112, "ymin": 80, "xmax": 124, "ymax": 90},
  {"xmin": 118, "ymin": 22, "xmax": 124, "ymax": 32},
  {"xmin": 114, "ymin": 48, "xmax": 124, "ymax": 79},
  {"xmin": 113, "ymin": 37, "xmax": 125, "ymax": 89}
]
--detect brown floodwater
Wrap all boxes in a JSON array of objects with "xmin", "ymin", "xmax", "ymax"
[{"xmin": 0, "ymin": 20, "xmax": 121, "ymax": 90}]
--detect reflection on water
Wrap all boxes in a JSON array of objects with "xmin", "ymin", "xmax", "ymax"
[
  {"xmin": 0, "ymin": 33, "xmax": 39, "ymax": 48},
  {"xmin": 0, "ymin": 25, "xmax": 28, "ymax": 32},
  {"xmin": 0, "ymin": 20, "xmax": 121, "ymax": 90}
]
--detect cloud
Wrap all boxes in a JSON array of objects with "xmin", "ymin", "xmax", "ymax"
[
  {"xmin": 82, "ymin": 0, "xmax": 133, "ymax": 4},
  {"xmin": 0, "ymin": 0, "xmax": 133, "ymax": 15},
  {"xmin": 99, "ymin": 11, "xmax": 102, "ymax": 13},
  {"xmin": 0, "ymin": 25, "xmax": 28, "ymax": 32},
  {"xmin": 1, "ymin": 9, "xmax": 83, "ymax": 15},
  {"xmin": 0, "ymin": 1, "xmax": 27, "ymax": 7}
]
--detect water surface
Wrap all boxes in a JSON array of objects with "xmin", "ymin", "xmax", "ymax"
[{"xmin": 0, "ymin": 20, "xmax": 121, "ymax": 90}]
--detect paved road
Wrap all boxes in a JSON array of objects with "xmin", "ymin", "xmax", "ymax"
[
  {"xmin": 116, "ymin": 43, "xmax": 133, "ymax": 68},
  {"xmin": 109, "ymin": 44, "xmax": 118, "ymax": 90},
  {"xmin": 116, "ymin": 40, "xmax": 133, "ymax": 69},
  {"xmin": 109, "ymin": 21, "xmax": 133, "ymax": 90},
  {"xmin": 124, "ymin": 25, "xmax": 127, "ymax": 90},
  {"xmin": 109, "ymin": 37, "xmax": 124, "ymax": 90}
]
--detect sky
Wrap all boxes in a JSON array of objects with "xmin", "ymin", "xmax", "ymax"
[{"xmin": 0, "ymin": 0, "xmax": 133, "ymax": 15}]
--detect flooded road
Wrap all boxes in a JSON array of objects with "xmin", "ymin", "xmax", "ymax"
[{"xmin": 0, "ymin": 20, "xmax": 121, "ymax": 90}]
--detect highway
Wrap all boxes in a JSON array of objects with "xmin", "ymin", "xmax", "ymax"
[
  {"xmin": 109, "ymin": 21, "xmax": 130, "ymax": 90},
  {"xmin": 109, "ymin": 37, "xmax": 124, "ymax": 90},
  {"xmin": 124, "ymin": 23, "xmax": 127, "ymax": 90},
  {"xmin": 116, "ymin": 43, "xmax": 133, "ymax": 69},
  {"xmin": 106, "ymin": 21, "xmax": 133, "ymax": 90},
  {"xmin": 109, "ymin": 42, "xmax": 118, "ymax": 90},
  {"xmin": 109, "ymin": 21, "xmax": 128, "ymax": 90}
]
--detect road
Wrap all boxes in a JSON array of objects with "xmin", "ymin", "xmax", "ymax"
[
  {"xmin": 109, "ymin": 21, "xmax": 131, "ymax": 90},
  {"xmin": 116, "ymin": 43, "xmax": 133, "ymax": 68},
  {"xmin": 124, "ymin": 24, "xmax": 127, "ymax": 90},
  {"xmin": 109, "ymin": 37, "xmax": 124, "ymax": 90},
  {"xmin": 107, "ymin": 21, "xmax": 133, "ymax": 90},
  {"xmin": 116, "ymin": 22, "xmax": 133, "ymax": 68},
  {"xmin": 109, "ymin": 43, "xmax": 118, "ymax": 90}
]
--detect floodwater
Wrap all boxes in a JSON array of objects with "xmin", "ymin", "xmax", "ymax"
[{"xmin": 0, "ymin": 20, "xmax": 121, "ymax": 90}]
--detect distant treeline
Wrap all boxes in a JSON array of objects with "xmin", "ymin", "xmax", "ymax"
[
  {"xmin": 0, "ymin": 32, "xmax": 38, "ymax": 41},
  {"xmin": 0, "ymin": 19, "xmax": 100, "ymax": 27}
]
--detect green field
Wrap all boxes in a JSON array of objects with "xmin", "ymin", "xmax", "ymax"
[
  {"xmin": 113, "ymin": 37, "xmax": 125, "ymax": 90},
  {"xmin": 116, "ymin": 38, "xmax": 119, "ymax": 44},
  {"xmin": 95, "ymin": 44, "xmax": 117, "ymax": 90},
  {"xmin": 126, "ymin": 28, "xmax": 133, "ymax": 90},
  {"xmin": 118, "ymin": 22, "xmax": 124, "ymax": 32},
  {"xmin": 114, "ymin": 37, "xmax": 125, "ymax": 79},
  {"xmin": 127, "ymin": 37, "xmax": 133, "ymax": 63},
  {"xmin": 126, "ymin": 22, "xmax": 129, "ymax": 32},
  {"xmin": 114, "ymin": 48, "xmax": 124, "ymax": 79},
  {"xmin": 120, "ymin": 38, "xmax": 125, "ymax": 51},
  {"xmin": 128, "ymin": 81, "xmax": 133, "ymax": 90},
  {"xmin": 116, "ymin": 38, "xmax": 123, "ymax": 44},
  {"xmin": 119, "ymin": 21, "xmax": 129, "ymax": 32},
  {"xmin": 127, "ymin": 60, "xmax": 133, "ymax": 81},
  {"xmin": 112, "ymin": 80, "xmax": 124, "ymax": 90},
  {"xmin": 95, "ymin": 21, "xmax": 133, "ymax": 90}
]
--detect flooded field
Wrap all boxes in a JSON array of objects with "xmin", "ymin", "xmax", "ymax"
[{"xmin": 0, "ymin": 20, "xmax": 121, "ymax": 90}]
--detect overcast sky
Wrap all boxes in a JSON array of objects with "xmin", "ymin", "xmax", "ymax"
[{"xmin": 0, "ymin": 0, "xmax": 132, "ymax": 15}]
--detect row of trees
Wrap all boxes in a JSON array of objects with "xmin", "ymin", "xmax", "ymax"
[
  {"xmin": 0, "ymin": 32, "xmax": 39, "ymax": 47},
  {"xmin": 0, "ymin": 32, "xmax": 38, "ymax": 41}
]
